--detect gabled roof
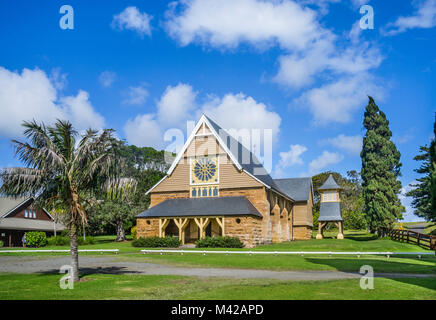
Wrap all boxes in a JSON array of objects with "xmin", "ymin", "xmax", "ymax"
[
  {"xmin": 146, "ymin": 114, "xmax": 294, "ymax": 201},
  {"xmin": 0, "ymin": 197, "xmax": 33, "ymax": 218},
  {"xmin": 137, "ymin": 196, "xmax": 263, "ymax": 218},
  {"xmin": 0, "ymin": 197, "xmax": 55, "ymax": 220},
  {"xmin": 273, "ymin": 178, "xmax": 312, "ymax": 202},
  {"xmin": 318, "ymin": 174, "xmax": 341, "ymax": 190}
]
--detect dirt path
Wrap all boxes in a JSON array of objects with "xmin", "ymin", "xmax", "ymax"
[{"xmin": 0, "ymin": 256, "xmax": 434, "ymax": 281}]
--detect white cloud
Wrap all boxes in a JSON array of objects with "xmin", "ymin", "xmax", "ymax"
[
  {"xmin": 274, "ymin": 144, "xmax": 307, "ymax": 178},
  {"xmin": 112, "ymin": 6, "xmax": 153, "ymax": 37},
  {"xmin": 165, "ymin": 0, "xmax": 321, "ymax": 50},
  {"xmin": 157, "ymin": 83, "xmax": 197, "ymax": 127},
  {"xmin": 122, "ymin": 85, "xmax": 149, "ymax": 106},
  {"xmin": 99, "ymin": 71, "xmax": 116, "ymax": 88},
  {"xmin": 123, "ymin": 114, "xmax": 163, "ymax": 149},
  {"xmin": 322, "ymin": 134, "xmax": 362, "ymax": 155},
  {"xmin": 123, "ymin": 84, "xmax": 282, "ymax": 154},
  {"xmin": 0, "ymin": 67, "xmax": 105, "ymax": 138},
  {"xmin": 308, "ymin": 151, "xmax": 343, "ymax": 175},
  {"xmin": 60, "ymin": 90, "xmax": 105, "ymax": 131},
  {"xmin": 200, "ymin": 92, "xmax": 282, "ymax": 144},
  {"xmin": 383, "ymin": 0, "xmax": 436, "ymax": 36},
  {"xmin": 350, "ymin": 0, "xmax": 369, "ymax": 8},
  {"xmin": 49, "ymin": 68, "xmax": 68, "ymax": 90},
  {"xmin": 294, "ymin": 74, "xmax": 384, "ymax": 125}
]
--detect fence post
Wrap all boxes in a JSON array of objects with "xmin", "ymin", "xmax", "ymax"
[
  {"xmin": 417, "ymin": 233, "xmax": 420, "ymax": 246},
  {"xmin": 430, "ymin": 236, "xmax": 436, "ymax": 251},
  {"xmin": 407, "ymin": 230, "xmax": 409, "ymax": 243}
]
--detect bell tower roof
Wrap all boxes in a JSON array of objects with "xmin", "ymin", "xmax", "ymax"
[{"xmin": 318, "ymin": 174, "xmax": 341, "ymax": 191}]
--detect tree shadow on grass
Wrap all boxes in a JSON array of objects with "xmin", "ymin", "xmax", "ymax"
[
  {"xmin": 305, "ymin": 257, "xmax": 436, "ymax": 291},
  {"xmin": 39, "ymin": 266, "xmax": 142, "ymax": 277}
]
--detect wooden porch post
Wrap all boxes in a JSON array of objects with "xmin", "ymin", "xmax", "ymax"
[
  {"xmin": 194, "ymin": 217, "xmax": 210, "ymax": 239},
  {"xmin": 159, "ymin": 218, "xmax": 170, "ymax": 238},
  {"xmin": 215, "ymin": 217, "xmax": 225, "ymax": 237},
  {"xmin": 316, "ymin": 222, "xmax": 324, "ymax": 239},
  {"xmin": 174, "ymin": 218, "xmax": 189, "ymax": 245}
]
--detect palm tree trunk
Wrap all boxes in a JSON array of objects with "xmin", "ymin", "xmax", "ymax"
[
  {"xmin": 116, "ymin": 221, "xmax": 126, "ymax": 242},
  {"xmin": 69, "ymin": 225, "xmax": 80, "ymax": 282}
]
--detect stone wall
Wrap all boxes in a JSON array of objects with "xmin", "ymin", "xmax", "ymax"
[
  {"xmin": 293, "ymin": 225, "xmax": 313, "ymax": 240},
  {"xmin": 220, "ymin": 187, "xmax": 271, "ymax": 243},
  {"xmin": 224, "ymin": 216, "xmax": 263, "ymax": 248},
  {"xmin": 137, "ymin": 218, "xmax": 159, "ymax": 239}
]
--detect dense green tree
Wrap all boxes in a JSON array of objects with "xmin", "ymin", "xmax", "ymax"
[
  {"xmin": 0, "ymin": 120, "xmax": 135, "ymax": 282},
  {"xmin": 88, "ymin": 200, "xmax": 138, "ymax": 241},
  {"xmin": 360, "ymin": 97, "xmax": 404, "ymax": 236},
  {"xmin": 406, "ymin": 146, "xmax": 433, "ymax": 221},
  {"xmin": 431, "ymin": 117, "xmax": 436, "ymax": 214}
]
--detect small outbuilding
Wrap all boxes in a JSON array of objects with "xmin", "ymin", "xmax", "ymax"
[
  {"xmin": 316, "ymin": 174, "xmax": 344, "ymax": 240},
  {"xmin": 0, "ymin": 197, "xmax": 65, "ymax": 247}
]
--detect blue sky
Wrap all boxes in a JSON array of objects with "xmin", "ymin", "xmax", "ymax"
[{"xmin": 0, "ymin": 0, "xmax": 434, "ymax": 221}]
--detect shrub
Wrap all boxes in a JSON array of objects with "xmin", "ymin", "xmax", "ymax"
[
  {"xmin": 132, "ymin": 236, "xmax": 181, "ymax": 248},
  {"xmin": 24, "ymin": 231, "xmax": 48, "ymax": 247},
  {"xmin": 131, "ymin": 226, "xmax": 137, "ymax": 239},
  {"xmin": 0, "ymin": 240, "xmax": 3, "ymax": 247},
  {"xmin": 46, "ymin": 235, "xmax": 95, "ymax": 246},
  {"xmin": 78, "ymin": 236, "xmax": 95, "ymax": 245},
  {"xmin": 47, "ymin": 236, "xmax": 69, "ymax": 246},
  {"xmin": 195, "ymin": 236, "xmax": 244, "ymax": 248}
]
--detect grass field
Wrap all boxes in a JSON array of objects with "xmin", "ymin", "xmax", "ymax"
[{"xmin": 0, "ymin": 273, "xmax": 435, "ymax": 300}]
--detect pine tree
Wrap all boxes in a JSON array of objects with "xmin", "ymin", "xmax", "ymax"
[
  {"xmin": 430, "ymin": 116, "xmax": 436, "ymax": 214},
  {"xmin": 406, "ymin": 145, "xmax": 433, "ymax": 220},
  {"xmin": 360, "ymin": 97, "xmax": 404, "ymax": 236}
]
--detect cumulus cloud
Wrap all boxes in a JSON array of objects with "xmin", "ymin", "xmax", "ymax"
[
  {"xmin": 0, "ymin": 66, "xmax": 105, "ymax": 138},
  {"xmin": 165, "ymin": 0, "xmax": 321, "ymax": 50},
  {"xmin": 294, "ymin": 74, "xmax": 384, "ymax": 125},
  {"xmin": 308, "ymin": 151, "xmax": 343, "ymax": 175},
  {"xmin": 274, "ymin": 144, "xmax": 307, "ymax": 177},
  {"xmin": 112, "ymin": 6, "xmax": 153, "ymax": 37},
  {"xmin": 322, "ymin": 134, "xmax": 362, "ymax": 155},
  {"xmin": 123, "ymin": 83, "xmax": 282, "ymax": 154},
  {"xmin": 383, "ymin": 0, "xmax": 436, "ymax": 36},
  {"xmin": 123, "ymin": 114, "xmax": 163, "ymax": 149},
  {"xmin": 164, "ymin": 0, "xmax": 384, "ymax": 124},
  {"xmin": 200, "ymin": 93, "xmax": 282, "ymax": 144},
  {"xmin": 122, "ymin": 85, "xmax": 149, "ymax": 106},
  {"xmin": 99, "ymin": 71, "xmax": 116, "ymax": 88},
  {"xmin": 157, "ymin": 83, "xmax": 197, "ymax": 127}
]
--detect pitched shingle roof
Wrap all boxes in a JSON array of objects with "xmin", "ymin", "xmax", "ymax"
[
  {"xmin": 137, "ymin": 196, "xmax": 263, "ymax": 218},
  {"xmin": 205, "ymin": 115, "xmax": 292, "ymax": 198},
  {"xmin": 0, "ymin": 197, "xmax": 32, "ymax": 218},
  {"xmin": 0, "ymin": 217, "xmax": 65, "ymax": 231},
  {"xmin": 318, "ymin": 174, "xmax": 341, "ymax": 190},
  {"xmin": 273, "ymin": 178, "xmax": 312, "ymax": 202},
  {"xmin": 318, "ymin": 202, "xmax": 342, "ymax": 221}
]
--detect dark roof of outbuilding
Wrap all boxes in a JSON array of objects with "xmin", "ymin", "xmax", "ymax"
[
  {"xmin": 318, "ymin": 202, "xmax": 342, "ymax": 221},
  {"xmin": 136, "ymin": 196, "xmax": 263, "ymax": 218},
  {"xmin": 273, "ymin": 178, "xmax": 312, "ymax": 202},
  {"xmin": 318, "ymin": 174, "xmax": 341, "ymax": 190}
]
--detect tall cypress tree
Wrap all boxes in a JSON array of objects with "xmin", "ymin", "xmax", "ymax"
[{"xmin": 360, "ymin": 97, "xmax": 404, "ymax": 236}]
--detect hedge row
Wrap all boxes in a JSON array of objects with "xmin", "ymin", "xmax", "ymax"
[
  {"xmin": 46, "ymin": 235, "xmax": 96, "ymax": 246},
  {"xmin": 195, "ymin": 236, "xmax": 244, "ymax": 248},
  {"xmin": 132, "ymin": 236, "xmax": 181, "ymax": 248},
  {"xmin": 24, "ymin": 231, "xmax": 48, "ymax": 247}
]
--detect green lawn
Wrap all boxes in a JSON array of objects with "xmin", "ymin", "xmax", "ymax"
[{"xmin": 0, "ymin": 273, "xmax": 435, "ymax": 300}]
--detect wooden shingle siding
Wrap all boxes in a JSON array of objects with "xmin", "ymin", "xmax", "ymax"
[
  {"xmin": 185, "ymin": 136, "xmax": 226, "ymax": 157},
  {"xmin": 219, "ymin": 155, "xmax": 263, "ymax": 189}
]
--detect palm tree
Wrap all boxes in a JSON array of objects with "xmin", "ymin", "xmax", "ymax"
[{"xmin": 0, "ymin": 120, "xmax": 135, "ymax": 282}]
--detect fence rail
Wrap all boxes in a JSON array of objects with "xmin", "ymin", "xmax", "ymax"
[
  {"xmin": 0, "ymin": 249, "xmax": 119, "ymax": 254},
  {"xmin": 141, "ymin": 249, "xmax": 434, "ymax": 259},
  {"xmin": 388, "ymin": 229, "xmax": 436, "ymax": 250}
]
